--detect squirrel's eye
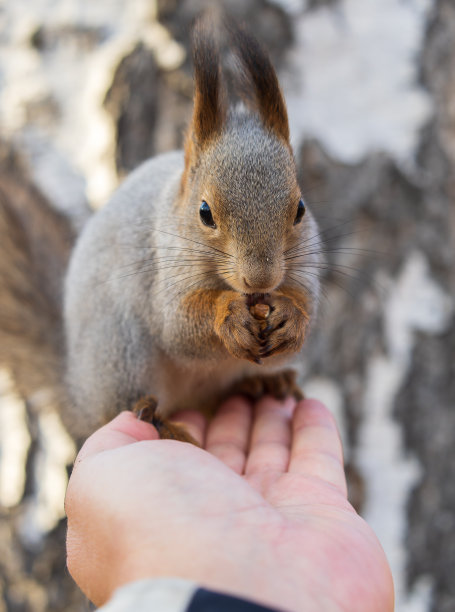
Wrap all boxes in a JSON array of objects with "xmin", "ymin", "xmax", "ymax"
[
  {"xmin": 200, "ymin": 201, "xmax": 216, "ymax": 229},
  {"xmin": 294, "ymin": 199, "xmax": 306, "ymax": 225}
]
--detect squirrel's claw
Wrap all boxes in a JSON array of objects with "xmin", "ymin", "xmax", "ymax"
[
  {"xmin": 132, "ymin": 396, "xmax": 200, "ymax": 446},
  {"xmin": 231, "ymin": 369, "xmax": 304, "ymax": 401}
]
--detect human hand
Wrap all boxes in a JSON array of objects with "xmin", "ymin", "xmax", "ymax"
[{"xmin": 65, "ymin": 397, "xmax": 394, "ymax": 611}]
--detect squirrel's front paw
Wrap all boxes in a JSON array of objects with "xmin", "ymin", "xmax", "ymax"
[
  {"xmin": 215, "ymin": 291, "xmax": 309, "ymax": 363},
  {"xmin": 214, "ymin": 292, "xmax": 268, "ymax": 363},
  {"xmin": 257, "ymin": 293, "xmax": 309, "ymax": 359}
]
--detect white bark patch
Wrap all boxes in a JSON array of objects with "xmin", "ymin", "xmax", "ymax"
[
  {"xmin": 19, "ymin": 132, "xmax": 91, "ymax": 231},
  {"xmin": 269, "ymin": 0, "xmax": 308, "ymax": 16},
  {"xmin": 19, "ymin": 410, "xmax": 76, "ymax": 546},
  {"xmin": 284, "ymin": 0, "xmax": 433, "ymax": 165},
  {"xmin": 0, "ymin": 371, "xmax": 31, "ymax": 508},
  {"xmin": 304, "ymin": 376, "xmax": 347, "ymax": 450},
  {"xmin": 0, "ymin": 0, "xmax": 185, "ymax": 208},
  {"xmin": 357, "ymin": 251, "xmax": 453, "ymax": 610}
]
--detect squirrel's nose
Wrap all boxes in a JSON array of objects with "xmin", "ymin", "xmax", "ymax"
[{"xmin": 240, "ymin": 264, "xmax": 283, "ymax": 293}]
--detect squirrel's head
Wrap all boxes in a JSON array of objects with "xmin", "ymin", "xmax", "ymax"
[{"xmin": 178, "ymin": 16, "xmax": 320, "ymax": 309}]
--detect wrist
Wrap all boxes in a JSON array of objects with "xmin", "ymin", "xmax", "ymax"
[{"xmin": 110, "ymin": 516, "xmax": 321, "ymax": 612}]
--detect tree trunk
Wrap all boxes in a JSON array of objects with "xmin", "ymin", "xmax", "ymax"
[{"xmin": 0, "ymin": 1, "xmax": 453, "ymax": 610}]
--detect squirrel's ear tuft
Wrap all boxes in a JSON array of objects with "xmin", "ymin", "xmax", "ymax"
[
  {"xmin": 190, "ymin": 14, "xmax": 226, "ymax": 147},
  {"xmin": 230, "ymin": 23, "xmax": 290, "ymax": 143}
]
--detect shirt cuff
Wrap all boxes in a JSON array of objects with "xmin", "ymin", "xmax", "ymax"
[
  {"xmin": 98, "ymin": 578, "xmax": 198, "ymax": 612},
  {"xmin": 98, "ymin": 579, "xmax": 285, "ymax": 612}
]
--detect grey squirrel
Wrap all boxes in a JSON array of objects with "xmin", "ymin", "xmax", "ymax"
[{"xmin": 0, "ymin": 17, "xmax": 320, "ymax": 442}]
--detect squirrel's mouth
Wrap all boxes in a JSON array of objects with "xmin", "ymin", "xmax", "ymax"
[{"xmin": 244, "ymin": 293, "xmax": 270, "ymax": 308}]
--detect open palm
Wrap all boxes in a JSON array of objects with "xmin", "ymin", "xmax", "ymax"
[{"xmin": 66, "ymin": 397, "xmax": 394, "ymax": 611}]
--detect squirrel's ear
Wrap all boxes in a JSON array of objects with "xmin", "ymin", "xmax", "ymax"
[
  {"xmin": 189, "ymin": 15, "xmax": 226, "ymax": 148},
  {"xmin": 231, "ymin": 24, "xmax": 290, "ymax": 143}
]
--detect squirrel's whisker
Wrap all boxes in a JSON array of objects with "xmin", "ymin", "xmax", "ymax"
[
  {"xmin": 288, "ymin": 266, "xmax": 377, "ymax": 299},
  {"xmin": 284, "ymin": 223, "xmax": 377, "ymax": 259},
  {"xmin": 283, "ymin": 245, "xmax": 381, "ymax": 261},
  {"xmin": 287, "ymin": 272, "xmax": 330, "ymax": 305},
  {"xmin": 112, "ymin": 256, "xmax": 225, "ymax": 272},
  {"xmin": 157, "ymin": 269, "xmax": 227, "ymax": 301},
  {"xmin": 98, "ymin": 264, "xmax": 211, "ymax": 286},
  {"xmin": 285, "ymin": 262, "xmax": 366, "ymax": 275},
  {"xmin": 116, "ymin": 243, "xmax": 230, "ymax": 261},
  {"xmin": 150, "ymin": 228, "xmax": 235, "ymax": 260},
  {"xmin": 284, "ymin": 219, "xmax": 353, "ymax": 256},
  {"xmin": 110, "ymin": 262, "xmax": 234, "ymax": 285}
]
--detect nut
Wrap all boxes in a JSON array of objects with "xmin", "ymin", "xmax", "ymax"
[{"xmin": 250, "ymin": 303, "xmax": 270, "ymax": 320}]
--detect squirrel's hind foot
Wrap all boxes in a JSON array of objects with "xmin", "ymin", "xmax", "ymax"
[
  {"xmin": 132, "ymin": 396, "xmax": 200, "ymax": 446},
  {"xmin": 231, "ymin": 369, "xmax": 303, "ymax": 402}
]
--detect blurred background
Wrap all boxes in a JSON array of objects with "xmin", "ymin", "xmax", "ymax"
[{"xmin": 0, "ymin": 0, "xmax": 454, "ymax": 610}]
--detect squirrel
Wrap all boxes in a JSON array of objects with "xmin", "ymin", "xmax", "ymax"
[{"xmin": 0, "ymin": 17, "xmax": 321, "ymax": 444}]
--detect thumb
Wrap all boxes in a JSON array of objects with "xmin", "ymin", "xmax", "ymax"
[{"xmin": 74, "ymin": 411, "xmax": 159, "ymax": 465}]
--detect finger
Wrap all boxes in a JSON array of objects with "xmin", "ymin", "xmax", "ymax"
[
  {"xmin": 289, "ymin": 399, "xmax": 347, "ymax": 496},
  {"xmin": 75, "ymin": 411, "xmax": 159, "ymax": 465},
  {"xmin": 205, "ymin": 396, "xmax": 253, "ymax": 474},
  {"xmin": 244, "ymin": 396, "xmax": 295, "ymax": 476},
  {"xmin": 170, "ymin": 410, "xmax": 207, "ymax": 446}
]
